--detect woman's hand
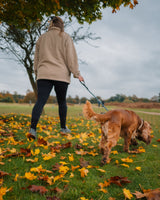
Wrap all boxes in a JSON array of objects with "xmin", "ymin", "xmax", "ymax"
[{"xmin": 78, "ymin": 75, "xmax": 84, "ymax": 82}]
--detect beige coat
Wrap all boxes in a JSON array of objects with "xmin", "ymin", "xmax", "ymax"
[{"xmin": 34, "ymin": 27, "xmax": 81, "ymax": 83}]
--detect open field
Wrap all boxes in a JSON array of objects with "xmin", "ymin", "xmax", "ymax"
[{"xmin": 0, "ymin": 103, "xmax": 160, "ymax": 200}]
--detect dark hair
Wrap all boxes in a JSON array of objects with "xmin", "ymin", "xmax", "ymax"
[{"xmin": 49, "ymin": 16, "xmax": 64, "ymax": 32}]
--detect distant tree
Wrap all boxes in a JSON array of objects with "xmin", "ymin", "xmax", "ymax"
[
  {"xmin": 129, "ymin": 94, "xmax": 138, "ymax": 102},
  {"xmin": 22, "ymin": 90, "xmax": 36, "ymax": 103},
  {"xmin": 107, "ymin": 94, "xmax": 126, "ymax": 102},
  {"xmin": 67, "ymin": 95, "xmax": 74, "ymax": 104},
  {"xmin": 12, "ymin": 91, "xmax": 24, "ymax": 103},
  {"xmin": 74, "ymin": 95, "xmax": 80, "ymax": 104},
  {"xmin": 0, "ymin": 92, "xmax": 14, "ymax": 103},
  {"xmin": 80, "ymin": 97, "xmax": 88, "ymax": 104},
  {"xmin": 47, "ymin": 95, "xmax": 57, "ymax": 104}
]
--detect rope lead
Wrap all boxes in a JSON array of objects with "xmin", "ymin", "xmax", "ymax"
[{"xmin": 79, "ymin": 81, "xmax": 109, "ymax": 111}]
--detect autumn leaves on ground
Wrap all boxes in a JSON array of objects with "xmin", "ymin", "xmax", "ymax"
[{"xmin": 0, "ymin": 105, "xmax": 160, "ymax": 200}]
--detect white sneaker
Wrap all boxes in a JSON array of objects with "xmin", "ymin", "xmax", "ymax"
[
  {"xmin": 60, "ymin": 127, "xmax": 71, "ymax": 133},
  {"xmin": 29, "ymin": 128, "xmax": 37, "ymax": 139}
]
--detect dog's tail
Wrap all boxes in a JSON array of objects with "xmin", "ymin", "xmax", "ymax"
[{"xmin": 83, "ymin": 101, "xmax": 110, "ymax": 123}]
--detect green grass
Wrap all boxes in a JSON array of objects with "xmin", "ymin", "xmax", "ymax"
[{"xmin": 0, "ymin": 103, "xmax": 160, "ymax": 200}]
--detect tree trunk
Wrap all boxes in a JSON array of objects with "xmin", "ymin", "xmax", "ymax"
[{"xmin": 26, "ymin": 67, "xmax": 37, "ymax": 98}]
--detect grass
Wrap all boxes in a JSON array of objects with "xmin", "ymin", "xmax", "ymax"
[{"xmin": 0, "ymin": 103, "xmax": 160, "ymax": 200}]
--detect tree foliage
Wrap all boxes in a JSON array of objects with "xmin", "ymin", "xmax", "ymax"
[{"xmin": 0, "ymin": 0, "xmax": 138, "ymax": 29}]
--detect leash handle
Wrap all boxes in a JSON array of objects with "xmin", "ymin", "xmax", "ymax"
[{"xmin": 79, "ymin": 81, "xmax": 109, "ymax": 111}]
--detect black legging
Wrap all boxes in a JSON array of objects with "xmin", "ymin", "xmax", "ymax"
[{"xmin": 31, "ymin": 79, "xmax": 69, "ymax": 130}]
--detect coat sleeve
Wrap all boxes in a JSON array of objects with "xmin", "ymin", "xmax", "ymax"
[
  {"xmin": 65, "ymin": 36, "xmax": 81, "ymax": 78},
  {"xmin": 33, "ymin": 39, "xmax": 40, "ymax": 78}
]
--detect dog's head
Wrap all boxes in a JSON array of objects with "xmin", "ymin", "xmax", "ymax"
[{"xmin": 136, "ymin": 121, "xmax": 152, "ymax": 144}]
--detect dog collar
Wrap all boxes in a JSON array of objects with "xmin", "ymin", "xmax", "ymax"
[{"xmin": 138, "ymin": 119, "xmax": 144, "ymax": 130}]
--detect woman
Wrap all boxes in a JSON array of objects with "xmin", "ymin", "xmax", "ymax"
[{"xmin": 29, "ymin": 16, "xmax": 84, "ymax": 139}]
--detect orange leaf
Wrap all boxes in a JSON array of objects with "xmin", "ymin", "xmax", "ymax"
[
  {"xmin": 71, "ymin": 165, "xmax": 80, "ymax": 172},
  {"xmin": 79, "ymin": 167, "xmax": 89, "ymax": 178}
]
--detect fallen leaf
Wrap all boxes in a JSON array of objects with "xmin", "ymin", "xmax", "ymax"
[
  {"xmin": 24, "ymin": 172, "xmax": 37, "ymax": 180},
  {"xmin": 71, "ymin": 165, "xmax": 80, "ymax": 172},
  {"xmin": 123, "ymin": 188, "xmax": 133, "ymax": 199},
  {"xmin": 109, "ymin": 176, "xmax": 131, "ymax": 187},
  {"xmin": 0, "ymin": 187, "xmax": 12, "ymax": 200},
  {"xmin": 28, "ymin": 185, "xmax": 48, "ymax": 194},
  {"xmin": 79, "ymin": 168, "xmax": 89, "ymax": 178},
  {"xmin": 135, "ymin": 167, "xmax": 142, "ymax": 171},
  {"xmin": 75, "ymin": 149, "xmax": 88, "ymax": 155},
  {"xmin": 0, "ymin": 171, "xmax": 11, "ymax": 178},
  {"xmin": 133, "ymin": 188, "xmax": 160, "ymax": 199},
  {"xmin": 79, "ymin": 158, "xmax": 90, "ymax": 168},
  {"xmin": 121, "ymin": 164, "xmax": 130, "ymax": 168},
  {"xmin": 121, "ymin": 157, "xmax": 133, "ymax": 163},
  {"xmin": 68, "ymin": 154, "xmax": 74, "ymax": 162},
  {"xmin": 111, "ymin": 150, "xmax": 118, "ymax": 155},
  {"xmin": 20, "ymin": 148, "xmax": 31, "ymax": 157},
  {"xmin": 97, "ymin": 169, "xmax": 106, "ymax": 173},
  {"xmin": 37, "ymin": 137, "xmax": 47, "ymax": 146},
  {"xmin": 59, "ymin": 165, "xmax": 69, "ymax": 175},
  {"xmin": 52, "ymin": 163, "xmax": 62, "ymax": 171}
]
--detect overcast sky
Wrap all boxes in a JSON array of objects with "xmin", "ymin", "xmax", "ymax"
[{"xmin": 0, "ymin": 0, "xmax": 160, "ymax": 100}]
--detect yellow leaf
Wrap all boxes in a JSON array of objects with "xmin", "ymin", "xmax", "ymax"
[
  {"xmin": 138, "ymin": 146, "xmax": 145, "ymax": 153},
  {"xmin": 24, "ymin": 172, "xmax": 37, "ymax": 180},
  {"xmin": 0, "ymin": 179, "xmax": 3, "ymax": 185},
  {"xmin": 80, "ymin": 197, "xmax": 89, "ymax": 200},
  {"xmin": 26, "ymin": 158, "xmax": 38, "ymax": 163},
  {"xmin": 70, "ymin": 172, "xmax": 74, "ymax": 178},
  {"xmin": 115, "ymin": 160, "xmax": 119, "ymax": 164},
  {"xmin": 59, "ymin": 165, "xmax": 69, "ymax": 175},
  {"xmin": 98, "ymin": 188, "xmax": 108, "ymax": 193},
  {"xmin": 46, "ymin": 176, "xmax": 54, "ymax": 185},
  {"xmin": 79, "ymin": 167, "xmax": 89, "ymax": 178},
  {"xmin": 88, "ymin": 151, "xmax": 98, "ymax": 156},
  {"xmin": 111, "ymin": 150, "xmax": 118, "ymax": 155},
  {"xmin": 10, "ymin": 148, "xmax": 17, "ymax": 153},
  {"xmin": 121, "ymin": 164, "xmax": 130, "ymax": 168},
  {"xmin": 14, "ymin": 174, "xmax": 19, "ymax": 181},
  {"xmin": 59, "ymin": 161, "xmax": 68, "ymax": 165},
  {"xmin": 0, "ymin": 187, "xmax": 8, "ymax": 200},
  {"xmin": 135, "ymin": 167, "xmax": 141, "ymax": 171},
  {"xmin": 97, "ymin": 169, "xmax": 106, "ymax": 173},
  {"xmin": 123, "ymin": 188, "xmax": 133, "ymax": 199},
  {"xmin": 31, "ymin": 148, "xmax": 40, "ymax": 156},
  {"xmin": 68, "ymin": 154, "xmax": 74, "ymax": 162},
  {"xmin": 42, "ymin": 153, "xmax": 55, "ymax": 160},
  {"xmin": 152, "ymin": 145, "xmax": 157, "ymax": 148},
  {"xmin": 121, "ymin": 157, "xmax": 133, "ymax": 163},
  {"xmin": 98, "ymin": 128, "xmax": 101, "ymax": 133},
  {"xmin": 54, "ymin": 174, "xmax": 64, "ymax": 183}
]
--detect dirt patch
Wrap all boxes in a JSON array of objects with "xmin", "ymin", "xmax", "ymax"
[{"xmin": 105, "ymin": 102, "xmax": 160, "ymax": 109}]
